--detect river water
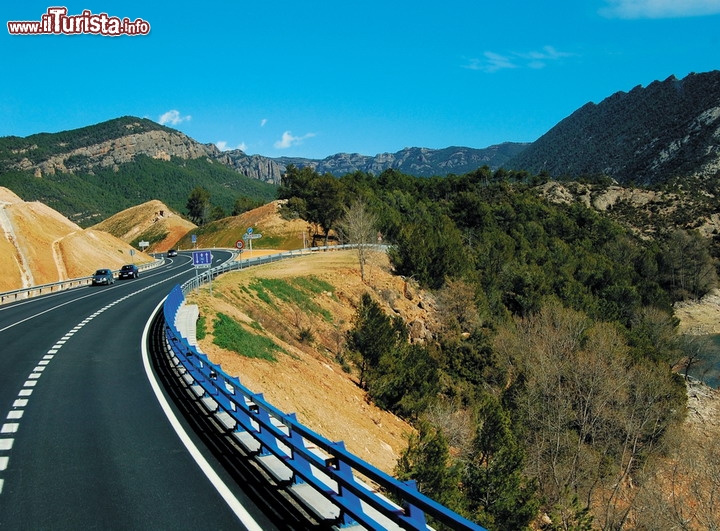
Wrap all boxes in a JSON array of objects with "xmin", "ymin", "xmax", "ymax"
[{"xmin": 686, "ymin": 333, "xmax": 720, "ymax": 388}]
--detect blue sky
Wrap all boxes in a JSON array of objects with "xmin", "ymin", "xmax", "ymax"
[{"xmin": 1, "ymin": 1, "xmax": 719, "ymax": 159}]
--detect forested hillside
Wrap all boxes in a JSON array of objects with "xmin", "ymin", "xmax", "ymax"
[
  {"xmin": 280, "ymin": 165, "xmax": 716, "ymax": 529},
  {"xmin": 0, "ymin": 116, "xmax": 276, "ymax": 226}
]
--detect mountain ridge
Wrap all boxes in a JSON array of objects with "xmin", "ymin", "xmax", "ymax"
[
  {"xmin": 506, "ymin": 70, "xmax": 720, "ymax": 186},
  {"xmin": 240, "ymin": 142, "xmax": 529, "ymax": 181}
]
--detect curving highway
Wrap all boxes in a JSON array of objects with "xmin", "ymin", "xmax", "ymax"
[{"xmin": 0, "ymin": 251, "xmax": 285, "ymax": 530}]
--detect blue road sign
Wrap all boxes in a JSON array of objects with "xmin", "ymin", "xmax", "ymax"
[{"xmin": 192, "ymin": 250, "xmax": 212, "ymax": 268}]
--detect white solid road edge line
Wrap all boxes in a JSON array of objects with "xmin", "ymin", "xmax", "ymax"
[{"xmin": 142, "ymin": 297, "xmax": 264, "ymax": 531}]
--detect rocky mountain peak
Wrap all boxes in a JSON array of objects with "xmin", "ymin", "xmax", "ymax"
[{"xmin": 10, "ymin": 124, "xmax": 219, "ymax": 177}]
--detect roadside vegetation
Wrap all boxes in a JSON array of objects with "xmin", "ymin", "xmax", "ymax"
[
  {"xmin": 278, "ymin": 164, "xmax": 718, "ymax": 530},
  {"xmin": 212, "ymin": 312, "xmax": 285, "ymax": 362}
]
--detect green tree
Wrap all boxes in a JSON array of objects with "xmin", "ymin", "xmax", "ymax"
[
  {"xmin": 395, "ymin": 421, "xmax": 464, "ymax": 516},
  {"xmin": 232, "ymin": 196, "xmax": 263, "ymax": 216},
  {"xmin": 463, "ymin": 395, "xmax": 539, "ymax": 531},
  {"xmin": 660, "ymin": 229, "xmax": 718, "ymax": 300},
  {"xmin": 186, "ymin": 186, "xmax": 211, "ymax": 225},
  {"xmin": 277, "ymin": 165, "xmax": 345, "ymax": 245},
  {"xmin": 346, "ymin": 293, "xmax": 404, "ymax": 389},
  {"xmin": 389, "ymin": 209, "xmax": 467, "ymax": 289},
  {"xmin": 277, "ymin": 164, "xmax": 315, "ymax": 203},
  {"xmin": 210, "ymin": 205, "xmax": 226, "ymax": 221},
  {"xmin": 369, "ymin": 343, "xmax": 439, "ymax": 417},
  {"xmin": 306, "ymin": 174, "xmax": 345, "ymax": 246}
]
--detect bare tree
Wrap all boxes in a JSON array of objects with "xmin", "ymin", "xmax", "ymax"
[
  {"xmin": 338, "ymin": 200, "xmax": 378, "ymax": 281},
  {"xmin": 435, "ymin": 278, "xmax": 482, "ymax": 337},
  {"xmin": 494, "ymin": 302, "xmax": 684, "ymax": 528},
  {"xmin": 633, "ymin": 430, "xmax": 720, "ymax": 530},
  {"xmin": 422, "ymin": 400, "xmax": 476, "ymax": 459}
]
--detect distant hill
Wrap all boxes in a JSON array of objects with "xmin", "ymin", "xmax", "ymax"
[
  {"xmin": 507, "ymin": 70, "xmax": 720, "ymax": 187},
  {"xmin": 0, "ymin": 117, "xmax": 277, "ymax": 226},
  {"xmin": 0, "ymin": 116, "xmax": 526, "ymax": 225},
  {"xmin": 259, "ymin": 143, "xmax": 528, "ymax": 180}
]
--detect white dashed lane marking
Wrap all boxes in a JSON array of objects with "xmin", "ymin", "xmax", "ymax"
[{"xmin": 0, "ymin": 285, "xmax": 157, "ymax": 496}]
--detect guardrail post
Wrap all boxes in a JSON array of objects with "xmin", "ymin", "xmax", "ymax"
[
  {"xmin": 401, "ymin": 480, "xmax": 428, "ymax": 529},
  {"xmin": 327, "ymin": 441, "xmax": 366, "ymax": 529},
  {"xmin": 249, "ymin": 394, "xmax": 287, "ymax": 458},
  {"xmin": 284, "ymin": 413, "xmax": 315, "ymax": 484}
]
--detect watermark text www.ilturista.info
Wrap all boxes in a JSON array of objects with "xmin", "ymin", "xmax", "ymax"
[{"xmin": 8, "ymin": 7, "xmax": 150, "ymax": 36}]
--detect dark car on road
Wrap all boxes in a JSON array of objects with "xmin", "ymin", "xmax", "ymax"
[
  {"xmin": 118, "ymin": 264, "xmax": 139, "ymax": 279},
  {"xmin": 91, "ymin": 268, "xmax": 115, "ymax": 286},
  {"xmin": 167, "ymin": 249, "xmax": 178, "ymax": 257}
]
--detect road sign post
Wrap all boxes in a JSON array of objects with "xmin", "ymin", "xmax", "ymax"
[{"xmin": 243, "ymin": 231, "xmax": 262, "ymax": 256}]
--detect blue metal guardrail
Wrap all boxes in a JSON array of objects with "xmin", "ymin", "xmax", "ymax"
[{"xmin": 162, "ymin": 249, "xmax": 486, "ymax": 530}]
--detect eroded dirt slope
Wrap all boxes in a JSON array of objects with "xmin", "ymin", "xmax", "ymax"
[
  {"xmin": 0, "ymin": 186, "xmax": 154, "ymax": 292},
  {"xmin": 187, "ymin": 249, "xmax": 425, "ymax": 474},
  {"xmin": 91, "ymin": 199, "xmax": 196, "ymax": 253},
  {"xmin": 175, "ymin": 200, "xmax": 310, "ymax": 251}
]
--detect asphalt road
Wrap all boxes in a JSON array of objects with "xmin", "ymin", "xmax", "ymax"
[{"xmin": 0, "ymin": 252, "xmax": 280, "ymax": 530}]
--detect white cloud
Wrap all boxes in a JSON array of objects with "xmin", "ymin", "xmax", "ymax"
[
  {"xmin": 518, "ymin": 46, "xmax": 575, "ymax": 69},
  {"xmin": 463, "ymin": 52, "xmax": 518, "ymax": 73},
  {"xmin": 464, "ymin": 46, "xmax": 573, "ymax": 73},
  {"xmin": 158, "ymin": 109, "xmax": 191, "ymax": 126},
  {"xmin": 260, "ymin": 118, "xmax": 267, "ymax": 127},
  {"xmin": 215, "ymin": 141, "xmax": 247, "ymax": 152},
  {"xmin": 273, "ymin": 131, "xmax": 316, "ymax": 149},
  {"xmin": 600, "ymin": 0, "xmax": 720, "ymax": 18}
]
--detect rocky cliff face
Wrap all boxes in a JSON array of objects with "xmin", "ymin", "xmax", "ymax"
[
  {"xmin": 10, "ymin": 125, "xmax": 219, "ymax": 176},
  {"xmin": 215, "ymin": 150, "xmax": 286, "ymax": 184},
  {"xmin": 535, "ymin": 179, "xmax": 720, "ymax": 241},
  {"xmin": 192, "ymin": 143, "xmax": 529, "ymax": 185}
]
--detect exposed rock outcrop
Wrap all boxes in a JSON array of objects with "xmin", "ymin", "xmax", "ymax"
[{"xmin": 21, "ymin": 128, "xmax": 218, "ymax": 176}]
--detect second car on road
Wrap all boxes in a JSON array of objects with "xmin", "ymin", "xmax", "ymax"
[{"xmin": 118, "ymin": 264, "xmax": 139, "ymax": 279}]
